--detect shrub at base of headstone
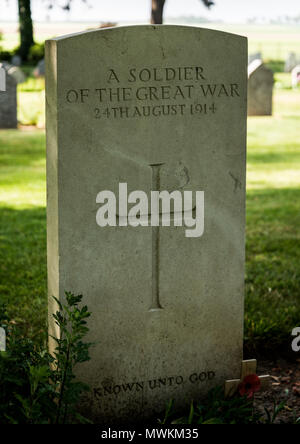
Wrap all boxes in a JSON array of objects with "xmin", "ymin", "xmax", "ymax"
[{"xmin": 0, "ymin": 293, "xmax": 92, "ymax": 424}]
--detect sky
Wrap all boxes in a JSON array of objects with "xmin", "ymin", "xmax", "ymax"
[{"xmin": 1, "ymin": 0, "xmax": 300, "ymax": 23}]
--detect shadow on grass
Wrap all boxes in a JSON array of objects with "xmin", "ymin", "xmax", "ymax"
[
  {"xmin": 0, "ymin": 205, "xmax": 47, "ymax": 346},
  {"xmin": 248, "ymin": 150, "xmax": 300, "ymax": 165},
  {"xmin": 245, "ymin": 187, "xmax": 300, "ymax": 358}
]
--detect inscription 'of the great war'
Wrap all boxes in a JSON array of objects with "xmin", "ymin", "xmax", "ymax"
[{"xmin": 65, "ymin": 65, "xmax": 241, "ymax": 120}]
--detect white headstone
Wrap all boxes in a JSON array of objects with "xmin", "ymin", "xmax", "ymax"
[
  {"xmin": 7, "ymin": 65, "xmax": 26, "ymax": 84},
  {"xmin": 0, "ymin": 63, "xmax": 17, "ymax": 128},
  {"xmin": 248, "ymin": 52, "xmax": 262, "ymax": 64},
  {"xmin": 285, "ymin": 52, "xmax": 300, "ymax": 73},
  {"xmin": 46, "ymin": 25, "xmax": 248, "ymax": 423},
  {"xmin": 291, "ymin": 65, "xmax": 300, "ymax": 89},
  {"xmin": 248, "ymin": 60, "xmax": 274, "ymax": 116}
]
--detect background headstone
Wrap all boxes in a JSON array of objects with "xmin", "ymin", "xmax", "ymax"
[
  {"xmin": 285, "ymin": 52, "xmax": 300, "ymax": 73},
  {"xmin": 0, "ymin": 63, "xmax": 17, "ymax": 128},
  {"xmin": 46, "ymin": 25, "xmax": 247, "ymax": 423},
  {"xmin": 248, "ymin": 59, "xmax": 274, "ymax": 116},
  {"xmin": 34, "ymin": 59, "xmax": 45, "ymax": 78},
  {"xmin": 291, "ymin": 65, "xmax": 300, "ymax": 89},
  {"xmin": 7, "ymin": 65, "xmax": 26, "ymax": 85},
  {"xmin": 248, "ymin": 52, "xmax": 262, "ymax": 64},
  {"xmin": 0, "ymin": 62, "xmax": 26, "ymax": 84},
  {"xmin": 11, "ymin": 55, "xmax": 22, "ymax": 67}
]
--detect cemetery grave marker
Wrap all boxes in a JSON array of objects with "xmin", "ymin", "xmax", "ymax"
[
  {"xmin": 0, "ymin": 63, "xmax": 17, "ymax": 128},
  {"xmin": 46, "ymin": 25, "xmax": 248, "ymax": 423},
  {"xmin": 248, "ymin": 59, "xmax": 274, "ymax": 116}
]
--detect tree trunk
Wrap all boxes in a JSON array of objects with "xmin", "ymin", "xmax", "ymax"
[
  {"xmin": 18, "ymin": 0, "xmax": 34, "ymax": 61},
  {"xmin": 151, "ymin": 0, "xmax": 166, "ymax": 25}
]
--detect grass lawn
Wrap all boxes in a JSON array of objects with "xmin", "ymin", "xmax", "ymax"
[
  {"xmin": 245, "ymin": 87, "xmax": 300, "ymax": 356},
  {"xmin": 18, "ymin": 77, "xmax": 45, "ymax": 127},
  {"xmin": 0, "ymin": 130, "xmax": 46, "ymax": 344},
  {"xmin": 0, "ymin": 77, "xmax": 300, "ymax": 353}
]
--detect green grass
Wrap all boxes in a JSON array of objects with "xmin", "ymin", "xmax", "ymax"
[
  {"xmin": 18, "ymin": 89, "xmax": 45, "ymax": 127},
  {"xmin": 17, "ymin": 75, "xmax": 45, "ymax": 127},
  {"xmin": 200, "ymin": 24, "xmax": 300, "ymax": 61},
  {"xmin": 0, "ymin": 80, "xmax": 300, "ymax": 353},
  {"xmin": 0, "ymin": 131, "xmax": 46, "ymax": 344},
  {"xmin": 245, "ymin": 86, "xmax": 300, "ymax": 356}
]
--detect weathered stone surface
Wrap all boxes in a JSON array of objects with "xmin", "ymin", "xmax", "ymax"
[
  {"xmin": 0, "ymin": 63, "xmax": 17, "ymax": 128},
  {"xmin": 46, "ymin": 25, "xmax": 247, "ymax": 423},
  {"xmin": 248, "ymin": 60, "xmax": 274, "ymax": 116}
]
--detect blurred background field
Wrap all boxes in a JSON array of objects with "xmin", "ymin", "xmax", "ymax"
[{"xmin": 1, "ymin": 21, "xmax": 300, "ymax": 60}]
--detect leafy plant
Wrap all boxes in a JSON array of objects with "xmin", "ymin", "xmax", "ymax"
[
  {"xmin": 0, "ymin": 292, "xmax": 92, "ymax": 424},
  {"xmin": 263, "ymin": 400, "xmax": 286, "ymax": 424},
  {"xmin": 28, "ymin": 43, "xmax": 45, "ymax": 63},
  {"xmin": 161, "ymin": 387, "xmax": 260, "ymax": 425},
  {"xmin": 161, "ymin": 387, "xmax": 291, "ymax": 425},
  {"xmin": 51, "ymin": 292, "xmax": 92, "ymax": 424}
]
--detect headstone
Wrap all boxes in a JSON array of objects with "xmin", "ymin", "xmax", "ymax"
[
  {"xmin": 34, "ymin": 59, "xmax": 45, "ymax": 78},
  {"xmin": 291, "ymin": 65, "xmax": 300, "ymax": 89},
  {"xmin": 248, "ymin": 59, "xmax": 274, "ymax": 116},
  {"xmin": 285, "ymin": 52, "xmax": 299, "ymax": 73},
  {"xmin": 0, "ymin": 62, "xmax": 26, "ymax": 84},
  {"xmin": 0, "ymin": 63, "xmax": 17, "ymax": 128},
  {"xmin": 7, "ymin": 65, "xmax": 26, "ymax": 84},
  {"xmin": 11, "ymin": 55, "xmax": 22, "ymax": 67},
  {"xmin": 248, "ymin": 52, "xmax": 262, "ymax": 64},
  {"xmin": 46, "ymin": 25, "xmax": 247, "ymax": 424}
]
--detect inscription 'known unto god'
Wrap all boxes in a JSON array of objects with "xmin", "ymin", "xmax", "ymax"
[
  {"xmin": 94, "ymin": 370, "xmax": 216, "ymax": 399},
  {"xmin": 65, "ymin": 65, "xmax": 240, "ymax": 120}
]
